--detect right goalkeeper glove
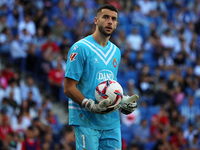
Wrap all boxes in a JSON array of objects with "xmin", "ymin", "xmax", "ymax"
[
  {"xmin": 120, "ymin": 94, "xmax": 139, "ymax": 115},
  {"xmin": 81, "ymin": 98, "xmax": 118, "ymax": 114}
]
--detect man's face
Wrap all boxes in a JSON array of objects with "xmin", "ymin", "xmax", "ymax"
[{"xmin": 95, "ymin": 9, "xmax": 118, "ymax": 36}]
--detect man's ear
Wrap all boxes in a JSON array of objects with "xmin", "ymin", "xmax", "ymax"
[
  {"xmin": 94, "ymin": 17, "xmax": 98, "ymax": 25},
  {"xmin": 115, "ymin": 21, "xmax": 118, "ymax": 28}
]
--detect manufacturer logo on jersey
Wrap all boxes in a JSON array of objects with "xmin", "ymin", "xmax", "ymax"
[
  {"xmin": 69, "ymin": 53, "xmax": 77, "ymax": 62},
  {"xmin": 113, "ymin": 58, "xmax": 117, "ymax": 67},
  {"xmin": 94, "ymin": 58, "xmax": 99, "ymax": 63},
  {"xmin": 96, "ymin": 70, "xmax": 114, "ymax": 81},
  {"xmin": 73, "ymin": 45, "xmax": 78, "ymax": 50}
]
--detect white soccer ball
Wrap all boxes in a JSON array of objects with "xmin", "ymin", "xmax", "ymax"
[{"xmin": 95, "ymin": 80, "xmax": 123, "ymax": 108}]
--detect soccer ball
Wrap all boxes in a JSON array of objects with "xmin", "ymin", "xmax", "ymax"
[{"xmin": 95, "ymin": 80, "xmax": 123, "ymax": 108}]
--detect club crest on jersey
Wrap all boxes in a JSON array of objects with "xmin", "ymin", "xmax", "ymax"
[
  {"xmin": 69, "ymin": 53, "xmax": 77, "ymax": 62},
  {"xmin": 113, "ymin": 58, "xmax": 117, "ymax": 67}
]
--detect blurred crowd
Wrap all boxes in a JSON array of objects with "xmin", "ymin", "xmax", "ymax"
[{"xmin": 0, "ymin": 0, "xmax": 200, "ymax": 150}]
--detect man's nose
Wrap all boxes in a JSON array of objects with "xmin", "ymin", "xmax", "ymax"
[{"xmin": 108, "ymin": 17, "xmax": 113, "ymax": 24}]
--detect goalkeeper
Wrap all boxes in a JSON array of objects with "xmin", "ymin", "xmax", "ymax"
[{"xmin": 64, "ymin": 4, "xmax": 139, "ymax": 150}]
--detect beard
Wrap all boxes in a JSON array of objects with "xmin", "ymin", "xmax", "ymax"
[{"xmin": 98, "ymin": 25, "xmax": 114, "ymax": 36}]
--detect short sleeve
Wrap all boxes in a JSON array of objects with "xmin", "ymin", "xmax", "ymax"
[{"xmin": 65, "ymin": 43, "xmax": 86, "ymax": 81}]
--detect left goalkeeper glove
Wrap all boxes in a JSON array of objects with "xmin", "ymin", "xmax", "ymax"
[{"xmin": 120, "ymin": 94, "xmax": 139, "ymax": 115}]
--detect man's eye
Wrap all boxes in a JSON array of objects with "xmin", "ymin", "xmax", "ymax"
[{"xmin": 112, "ymin": 18, "xmax": 117, "ymax": 21}]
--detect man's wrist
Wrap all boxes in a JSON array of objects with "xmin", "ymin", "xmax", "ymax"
[{"xmin": 81, "ymin": 98, "xmax": 88, "ymax": 107}]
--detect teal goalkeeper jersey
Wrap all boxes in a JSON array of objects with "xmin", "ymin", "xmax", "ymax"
[{"xmin": 65, "ymin": 35, "xmax": 121, "ymax": 130}]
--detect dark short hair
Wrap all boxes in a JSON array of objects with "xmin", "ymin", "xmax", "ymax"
[{"xmin": 97, "ymin": 4, "xmax": 118, "ymax": 14}]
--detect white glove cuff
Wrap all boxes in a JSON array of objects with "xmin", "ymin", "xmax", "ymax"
[{"xmin": 81, "ymin": 98, "xmax": 88, "ymax": 107}]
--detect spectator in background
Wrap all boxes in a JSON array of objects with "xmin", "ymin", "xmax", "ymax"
[
  {"xmin": 31, "ymin": 117, "xmax": 49, "ymax": 140},
  {"xmin": 33, "ymin": 9, "xmax": 45, "ymax": 29},
  {"xmin": 168, "ymin": 108, "xmax": 180, "ymax": 128},
  {"xmin": 18, "ymin": 13, "xmax": 36, "ymax": 36},
  {"xmin": 38, "ymin": 96, "xmax": 53, "ymax": 118},
  {"xmin": 153, "ymin": 82, "xmax": 172, "ymax": 106},
  {"xmin": 33, "ymin": 27, "xmax": 47, "ymax": 53},
  {"xmin": 41, "ymin": 34, "xmax": 59, "ymax": 54},
  {"xmin": 184, "ymin": 66, "xmax": 199, "ymax": 96},
  {"xmin": 6, "ymin": 89, "xmax": 18, "ymax": 110},
  {"xmin": 0, "ymin": 27, "xmax": 12, "ymax": 58},
  {"xmin": 59, "ymin": 125, "xmax": 75, "ymax": 150},
  {"xmin": 0, "ymin": 71, "xmax": 7, "ymax": 90},
  {"xmin": 130, "ymin": 5, "xmax": 149, "ymax": 28},
  {"xmin": 137, "ymin": 0, "xmax": 155, "ymax": 15},
  {"xmin": 169, "ymin": 127, "xmax": 187, "ymax": 150},
  {"xmin": 59, "ymin": 36, "xmax": 71, "ymax": 56},
  {"xmin": 51, "ymin": 18, "xmax": 66, "ymax": 42},
  {"xmin": 62, "ymin": 8, "xmax": 77, "ymax": 30},
  {"xmin": 6, "ymin": 132, "xmax": 21, "ymax": 150},
  {"xmin": 150, "ymin": 107, "xmax": 169, "ymax": 141},
  {"xmin": 45, "ymin": 109, "xmax": 62, "ymax": 138},
  {"xmin": 160, "ymin": 28, "xmax": 177, "ymax": 52},
  {"xmin": 0, "ymin": 114, "xmax": 12, "ymax": 141},
  {"xmin": 18, "ymin": 100, "xmax": 37, "ymax": 121},
  {"xmin": 25, "ymin": 44, "xmax": 40, "ymax": 78},
  {"xmin": 167, "ymin": 70, "xmax": 184, "ymax": 96},
  {"xmin": 1, "ymin": 62, "xmax": 15, "ymax": 83},
  {"xmin": 11, "ymin": 113, "xmax": 31, "ymax": 139},
  {"xmin": 0, "ymin": 98, "xmax": 14, "ymax": 118},
  {"xmin": 188, "ymin": 37, "xmax": 198, "ymax": 65},
  {"xmin": 134, "ymin": 51, "xmax": 144, "ymax": 71},
  {"xmin": 171, "ymin": 84, "xmax": 185, "ymax": 106},
  {"xmin": 118, "ymin": 50, "xmax": 132, "ymax": 74},
  {"xmin": 108, "ymin": 0, "xmax": 122, "ymax": 10},
  {"xmin": 134, "ymin": 119, "xmax": 150, "ymax": 148},
  {"xmin": 126, "ymin": 28, "xmax": 143, "ymax": 51},
  {"xmin": 114, "ymin": 29, "xmax": 128, "ymax": 52},
  {"xmin": 0, "ymin": 14, "xmax": 8, "ymax": 32},
  {"xmin": 188, "ymin": 133, "xmax": 200, "ymax": 150},
  {"xmin": 194, "ymin": 58, "xmax": 200, "ymax": 77},
  {"xmin": 21, "ymin": 76, "xmax": 42, "ymax": 107},
  {"xmin": 37, "ymin": 16, "xmax": 51, "ymax": 37},
  {"xmin": 158, "ymin": 49, "xmax": 174, "ymax": 71},
  {"xmin": 124, "ymin": 79, "xmax": 140, "ymax": 96},
  {"xmin": 51, "ymin": 54, "xmax": 66, "ymax": 71},
  {"xmin": 51, "ymin": 0, "xmax": 66, "ymax": 19},
  {"xmin": 39, "ymin": 34, "xmax": 60, "ymax": 89},
  {"xmin": 0, "ymin": 82, "xmax": 5, "ymax": 104},
  {"xmin": 21, "ymin": 126, "xmax": 40, "ymax": 150},
  {"xmin": 48, "ymin": 61, "xmax": 64, "ymax": 101},
  {"xmin": 174, "ymin": 37, "xmax": 190, "ymax": 64},
  {"xmin": 138, "ymin": 65, "xmax": 154, "ymax": 96},
  {"xmin": 153, "ymin": 138, "xmax": 170, "ymax": 150},
  {"xmin": 10, "ymin": 34, "xmax": 28, "ymax": 71},
  {"xmin": 5, "ymin": 79, "xmax": 22, "ymax": 106},
  {"xmin": 180, "ymin": 95, "xmax": 200, "ymax": 124},
  {"xmin": 13, "ymin": 70, "xmax": 23, "ymax": 87},
  {"xmin": 183, "ymin": 123, "xmax": 198, "ymax": 144},
  {"xmin": 19, "ymin": 28, "xmax": 33, "ymax": 44},
  {"xmin": 41, "ymin": 132, "xmax": 56, "ymax": 150}
]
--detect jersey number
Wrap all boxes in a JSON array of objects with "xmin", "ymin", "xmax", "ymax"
[{"xmin": 81, "ymin": 134, "xmax": 86, "ymax": 148}]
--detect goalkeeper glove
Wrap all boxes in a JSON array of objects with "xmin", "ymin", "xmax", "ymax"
[
  {"xmin": 81, "ymin": 98, "xmax": 118, "ymax": 114},
  {"xmin": 120, "ymin": 94, "xmax": 139, "ymax": 115}
]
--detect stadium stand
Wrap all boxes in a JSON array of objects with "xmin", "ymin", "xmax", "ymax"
[{"xmin": 0, "ymin": 0, "xmax": 200, "ymax": 149}]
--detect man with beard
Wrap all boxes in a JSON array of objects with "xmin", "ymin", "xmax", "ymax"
[{"xmin": 64, "ymin": 4, "xmax": 139, "ymax": 150}]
